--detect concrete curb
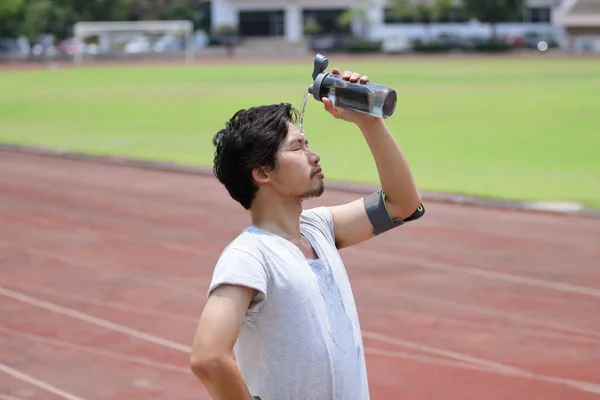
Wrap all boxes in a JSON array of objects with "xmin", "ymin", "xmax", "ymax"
[{"xmin": 2, "ymin": 143, "xmax": 599, "ymax": 219}]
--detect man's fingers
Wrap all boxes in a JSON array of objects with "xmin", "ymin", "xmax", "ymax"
[{"xmin": 350, "ymin": 72, "xmax": 361, "ymax": 82}]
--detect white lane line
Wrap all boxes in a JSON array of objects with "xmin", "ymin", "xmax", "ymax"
[
  {"xmin": 363, "ymin": 330, "xmax": 524, "ymax": 375},
  {"xmin": 363, "ymin": 330, "xmax": 600, "ymax": 395},
  {"xmin": 0, "ymin": 363, "xmax": 86, "ymax": 400},
  {"xmin": 4, "ymin": 285, "xmax": 600, "ymax": 396},
  {"xmin": 0, "ymin": 241, "xmax": 205, "ymax": 298},
  {"xmin": 364, "ymin": 347, "xmax": 495, "ymax": 374},
  {"xmin": 0, "ymin": 327, "xmax": 189, "ymax": 374},
  {"xmin": 347, "ymin": 248, "xmax": 600, "ymax": 298},
  {"xmin": 0, "ymin": 286, "xmax": 192, "ymax": 353},
  {"xmin": 0, "ymin": 394, "xmax": 26, "ymax": 400},
  {"xmin": 372, "ymin": 306, "xmax": 600, "ymax": 345},
  {"xmin": 4, "ymin": 283, "xmax": 197, "ymax": 324},
  {"xmin": 378, "ymin": 289, "xmax": 600, "ymax": 339}
]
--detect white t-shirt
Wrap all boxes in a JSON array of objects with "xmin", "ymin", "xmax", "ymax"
[{"xmin": 208, "ymin": 206, "xmax": 369, "ymax": 400}]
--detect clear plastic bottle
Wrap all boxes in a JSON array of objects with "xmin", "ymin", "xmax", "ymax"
[{"xmin": 308, "ymin": 54, "xmax": 397, "ymax": 119}]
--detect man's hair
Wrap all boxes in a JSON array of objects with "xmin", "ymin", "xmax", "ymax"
[{"xmin": 212, "ymin": 103, "xmax": 299, "ymax": 210}]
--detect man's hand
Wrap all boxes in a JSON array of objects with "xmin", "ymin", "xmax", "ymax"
[{"xmin": 321, "ymin": 68, "xmax": 380, "ymax": 127}]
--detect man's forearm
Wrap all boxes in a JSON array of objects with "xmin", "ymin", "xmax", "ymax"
[
  {"xmin": 357, "ymin": 118, "xmax": 422, "ymax": 219},
  {"xmin": 192, "ymin": 354, "xmax": 254, "ymax": 400}
]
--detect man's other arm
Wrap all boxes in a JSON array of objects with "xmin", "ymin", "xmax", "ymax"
[{"xmin": 190, "ymin": 284, "xmax": 255, "ymax": 400}]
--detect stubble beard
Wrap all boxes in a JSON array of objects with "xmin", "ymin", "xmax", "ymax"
[{"xmin": 301, "ymin": 180, "xmax": 325, "ymax": 200}]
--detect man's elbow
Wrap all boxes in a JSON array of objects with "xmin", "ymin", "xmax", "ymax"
[
  {"xmin": 190, "ymin": 351, "xmax": 226, "ymax": 381},
  {"xmin": 393, "ymin": 199, "xmax": 425, "ymax": 223}
]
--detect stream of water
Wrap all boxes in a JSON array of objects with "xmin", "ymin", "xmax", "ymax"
[{"xmin": 298, "ymin": 91, "xmax": 310, "ymax": 133}]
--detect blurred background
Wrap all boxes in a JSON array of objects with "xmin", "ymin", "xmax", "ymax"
[
  {"xmin": 1, "ymin": 0, "xmax": 599, "ymax": 209},
  {"xmin": 0, "ymin": 0, "xmax": 599, "ymax": 63}
]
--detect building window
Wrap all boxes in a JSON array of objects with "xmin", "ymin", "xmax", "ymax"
[
  {"xmin": 525, "ymin": 7, "xmax": 551, "ymax": 24},
  {"xmin": 303, "ymin": 9, "xmax": 350, "ymax": 34},
  {"xmin": 238, "ymin": 10, "xmax": 285, "ymax": 37}
]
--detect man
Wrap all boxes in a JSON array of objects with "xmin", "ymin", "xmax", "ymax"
[{"xmin": 190, "ymin": 67, "xmax": 424, "ymax": 400}]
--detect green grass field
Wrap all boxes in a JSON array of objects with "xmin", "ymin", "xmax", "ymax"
[{"xmin": 1, "ymin": 56, "xmax": 599, "ymax": 208}]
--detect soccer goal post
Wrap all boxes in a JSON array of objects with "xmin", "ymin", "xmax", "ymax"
[{"xmin": 73, "ymin": 20, "xmax": 195, "ymax": 65}]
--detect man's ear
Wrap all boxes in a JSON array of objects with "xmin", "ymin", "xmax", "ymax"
[{"xmin": 251, "ymin": 165, "xmax": 272, "ymax": 185}]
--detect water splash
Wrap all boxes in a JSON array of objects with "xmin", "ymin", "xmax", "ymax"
[{"xmin": 298, "ymin": 91, "xmax": 310, "ymax": 133}]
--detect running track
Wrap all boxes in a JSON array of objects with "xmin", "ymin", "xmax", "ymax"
[{"xmin": 1, "ymin": 150, "xmax": 599, "ymax": 399}]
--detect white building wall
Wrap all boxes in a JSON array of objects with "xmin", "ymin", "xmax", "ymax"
[
  {"xmin": 212, "ymin": 0, "xmax": 566, "ymax": 41},
  {"xmin": 212, "ymin": 0, "xmax": 238, "ymax": 27},
  {"xmin": 212, "ymin": 0, "xmax": 355, "ymax": 41},
  {"xmin": 370, "ymin": 22, "xmax": 558, "ymax": 41},
  {"xmin": 284, "ymin": 3, "xmax": 302, "ymax": 41},
  {"xmin": 370, "ymin": 0, "xmax": 562, "ymax": 40}
]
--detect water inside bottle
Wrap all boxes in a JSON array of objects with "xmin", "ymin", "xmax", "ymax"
[
  {"xmin": 298, "ymin": 91, "xmax": 310, "ymax": 133},
  {"xmin": 329, "ymin": 85, "xmax": 395, "ymax": 119}
]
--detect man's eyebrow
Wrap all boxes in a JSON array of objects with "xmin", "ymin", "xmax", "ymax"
[{"xmin": 288, "ymin": 138, "xmax": 308, "ymax": 147}]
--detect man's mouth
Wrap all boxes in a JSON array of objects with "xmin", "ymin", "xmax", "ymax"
[{"xmin": 312, "ymin": 166, "xmax": 323, "ymax": 178}]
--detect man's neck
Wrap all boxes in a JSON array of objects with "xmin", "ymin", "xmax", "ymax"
[{"xmin": 250, "ymin": 196, "xmax": 304, "ymax": 242}]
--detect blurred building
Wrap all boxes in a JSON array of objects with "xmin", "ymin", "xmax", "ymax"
[
  {"xmin": 555, "ymin": 0, "xmax": 600, "ymax": 52},
  {"xmin": 210, "ymin": 0, "xmax": 564, "ymax": 42}
]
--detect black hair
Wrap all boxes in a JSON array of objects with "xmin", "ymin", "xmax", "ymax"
[{"xmin": 212, "ymin": 103, "xmax": 299, "ymax": 210}]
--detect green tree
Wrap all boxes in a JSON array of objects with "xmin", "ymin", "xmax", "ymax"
[
  {"xmin": 0, "ymin": 0, "xmax": 204, "ymax": 42},
  {"xmin": 20, "ymin": 0, "xmax": 71, "ymax": 40},
  {"xmin": 1, "ymin": 0, "xmax": 136, "ymax": 41},
  {"xmin": 462, "ymin": 0, "xmax": 526, "ymax": 41},
  {"xmin": 416, "ymin": 0, "xmax": 454, "ymax": 40},
  {"xmin": 0, "ymin": 0, "xmax": 22, "ymax": 16},
  {"xmin": 387, "ymin": 0, "xmax": 454, "ymax": 40},
  {"xmin": 432, "ymin": 0, "xmax": 454, "ymax": 23},
  {"xmin": 303, "ymin": 17, "xmax": 322, "ymax": 37},
  {"xmin": 129, "ymin": 0, "xmax": 163, "ymax": 20},
  {"xmin": 160, "ymin": 0, "xmax": 207, "ymax": 30},
  {"xmin": 68, "ymin": 0, "xmax": 134, "ymax": 22},
  {"xmin": 212, "ymin": 24, "xmax": 238, "ymax": 57},
  {"xmin": 336, "ymin": 0, "xmax": 373, "ymax": 39},
  {"xmin": 0, "ymin": 0, "xmax": 24, "ymax": 37},
  {"xmin": 385, "ymin": 0, "xmax": 417, "ymax": 22}
]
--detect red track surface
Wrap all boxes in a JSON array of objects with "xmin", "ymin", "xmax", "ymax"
[{"xmin": 1, "ymin": 150, "xmax": 599, "ymax": 400}]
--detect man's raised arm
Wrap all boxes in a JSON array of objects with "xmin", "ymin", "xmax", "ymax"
[{"xmin": 321, "ymin": 69, "xmax": 423, "ymax": 249}]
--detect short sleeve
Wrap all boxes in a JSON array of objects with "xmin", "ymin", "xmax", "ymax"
[
  {"xmin": 207, "ymin": 247, "xmax": 269, "ymax": 313},
  {"xmin": 300, "ymin": 206, "xmax": 335, "ymax": 244}
]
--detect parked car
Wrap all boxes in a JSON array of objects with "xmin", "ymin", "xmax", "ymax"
[{"xmin": 523, "ymin": 32, "xmax": 559, "ymax": 50}]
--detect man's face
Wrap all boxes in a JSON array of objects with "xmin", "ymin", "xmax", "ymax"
[{"xmin": 268, "ymin": 123, "xmax": 324, "ymax": 200}]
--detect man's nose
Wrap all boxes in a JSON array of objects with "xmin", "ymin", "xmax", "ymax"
[{"xmin": 308, "ymin": 150, "xmax": 320, "ymax": 164}]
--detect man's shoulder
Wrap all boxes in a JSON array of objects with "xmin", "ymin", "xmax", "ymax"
[
  {"xmin": 300, "ymin": 206, "xmax": 335, "ymax": 242},
  {"xmin": 220, "ymin": 227, "xmax": 265, "ymax": 257},
  {"xmin": 300, "ymin": 206, "xmax": 332, "ymax": 225},
  {"xmin": 218, "ymin": 226, "xmax": 284, "ymax": 263}
]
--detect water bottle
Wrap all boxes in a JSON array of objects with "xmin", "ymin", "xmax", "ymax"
[{"xmin": 307, "ymin": 54, "xmax": 397, "ymax": 119}]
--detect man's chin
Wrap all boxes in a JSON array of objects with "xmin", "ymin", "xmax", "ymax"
[{"xmin": 301, "ymin": 183, "xmax": 325, "ymax": 200}]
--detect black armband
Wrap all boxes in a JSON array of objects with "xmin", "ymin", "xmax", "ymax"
[
  {"xmin": 404, "ymin": 202, "xmax": 425, "ymax": 222},
  {"xmin": 363, "ymin": 190, "xmax": 425, "ymax": 235}
]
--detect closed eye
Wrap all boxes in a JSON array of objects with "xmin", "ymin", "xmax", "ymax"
[{"xmin": 289, "ymin": 138, "xmax": 308, "ymax": 151}]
